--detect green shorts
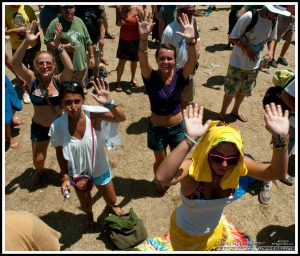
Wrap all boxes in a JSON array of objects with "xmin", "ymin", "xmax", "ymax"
[{"xmin": 224, "ymin": 65, "xmax": 259, "ymax": 97}]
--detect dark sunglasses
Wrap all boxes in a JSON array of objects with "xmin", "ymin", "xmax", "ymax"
[
  {"xmin": 209, "ymin": 153, "xmax": 240, "ymax": 166},
  {"xmin": 181, "ymin": 9, "xmax": 195, "ymax": 15},
  {"xmin": 37, "ymin": 61, "xmax": 53, "ymax": 67},
  {"xmin": 61, "ymin": 81, "xmax": 81, "ymax": 88}
]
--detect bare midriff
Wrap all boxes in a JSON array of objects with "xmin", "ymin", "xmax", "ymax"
[
  {"xmin": 32, "ymin": 106, "xmax": 62, "ymax": 127},
  {"xmin": 150, "ymin": 111, "xmax": 183, "ymax": 127}
]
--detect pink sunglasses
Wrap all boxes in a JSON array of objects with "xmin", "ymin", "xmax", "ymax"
[{"xmin": 209, "ymin": 153, "xmax": 240, "ymax": 166}]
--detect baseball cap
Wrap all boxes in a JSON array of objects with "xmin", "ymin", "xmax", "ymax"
[{"xmin": 264, "ymin": 5, "xmax": 291, "ymax": 16}]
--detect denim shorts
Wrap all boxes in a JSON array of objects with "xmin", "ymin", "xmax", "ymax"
[
  {"xmin": 30, "ymin": 120, "xmax": 50, "ymax": 142},
  {"xmin": 147, "ymin": 120, "xmax": 185, "ymax": 151}
]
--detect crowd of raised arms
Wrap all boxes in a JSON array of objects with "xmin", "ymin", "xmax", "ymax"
[{"xmin": 5, "ymin": 4, "xmax": 295, "ymax": 251}]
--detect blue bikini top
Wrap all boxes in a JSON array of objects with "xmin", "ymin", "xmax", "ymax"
[{"xmin": 30, "ymin": 77, "xmax": 61, "ymax": 106}]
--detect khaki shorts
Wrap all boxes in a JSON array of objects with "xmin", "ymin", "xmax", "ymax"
[
  {"xmin": 182, "ymin": 76, "xmax": 194, "ymax": 103},
  {"xmin": 276, "ymin": 16, "xmax": 294, "ymax": 42},
  {"xmin": 224, "ymin": 65, "xmax": 258, "ymax": 97},
  {"xmin": 87, "ymin": 44, "xmax": 101, "ymax": 68}
]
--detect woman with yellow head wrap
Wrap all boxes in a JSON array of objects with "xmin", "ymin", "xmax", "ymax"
[{"xmin": 155, "ymin": 102, "xmax": 289, "ymax": 251}]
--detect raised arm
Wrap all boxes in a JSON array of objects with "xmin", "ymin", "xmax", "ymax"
[
  {"xmin": 137, "ymin": 10, "xmax": 155, "ymax": 80},
  {"xmin": 54, "ymin": 23, "xmax": 73, "ymax": 83},
  {"xmin": 11, "ymin": 21, "xmax": 40, "ymax": 86},
  {"xmin": 155, "ymin": 103, "xmax": 211, "ymax": 185},
  {"xmin": 246, "ymin": 103, "xmax": 289, "ymax": 180},
  {"xmin": 177, "ymin": 14, "xmax": 197, "ymax": 79},
  {"xmin": 91, "ymin": 78, "xmax": 126, "ymax": 123}
]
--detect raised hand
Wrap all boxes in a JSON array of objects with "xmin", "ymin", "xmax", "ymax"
[
  {"xmin": 264, "ymin": 103, "xmax": 289, "ymax": 137},
  {"xmin": 91, "ymin": 78, "xmax": 111, "ymax": 105},
  {"xmin": 176, "ymin": 13, "xmax": 195, "ymax": 40},
  {"xmin": 137, "ymin": 9, "xmax": 155, "ymax": 40},
  {"xmin": 183, "ymin": 103, "xmax": 211, "ymax": 139},
  {"xmin": 25, "ymin": 20, "xmax": 41, "ymax": 42},
  {"xmin": 53, "ymin": 23, "xmax": 63, "ymax": 48}
]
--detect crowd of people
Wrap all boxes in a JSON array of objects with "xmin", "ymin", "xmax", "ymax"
[{"xmin": 5, "ymin": 4, "xmax": 295, "ymax": 251}]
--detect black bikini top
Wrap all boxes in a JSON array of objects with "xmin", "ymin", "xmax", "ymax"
[{"xmin": 30, "ymin": 77, "xmax": 61, "ymax": 106}]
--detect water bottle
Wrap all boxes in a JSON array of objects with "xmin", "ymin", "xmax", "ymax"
[{"xmin": 64, "ymin": 187, "xmax": 70, "ymax": 199}]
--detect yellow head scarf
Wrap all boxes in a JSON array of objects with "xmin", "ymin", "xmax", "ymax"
[{"xmin": 189, "ymin": 121, "xmax": 247, "ymax": 189}]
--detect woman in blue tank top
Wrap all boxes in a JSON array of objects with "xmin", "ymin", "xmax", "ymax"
[
  {"xmin": 12, "ymin": 20, "xmax": 73, "ymax": 188},
  {"xmin": 138, "ymin": 12, "xmax": 197, "ymax": 195}
]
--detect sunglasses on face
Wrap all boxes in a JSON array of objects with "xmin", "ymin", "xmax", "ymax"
[
  {"xmin": 38, "ymin": 61, "xmax": 53, "ymax": 67},
  {"xmin": 209, "ymin": 153, "xmax": 240, "ymax": 166}
]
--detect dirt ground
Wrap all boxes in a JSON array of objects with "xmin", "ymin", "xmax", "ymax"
[{"xmin": 4, "ymin": 5, "xmax": 296, "ymax": 252}]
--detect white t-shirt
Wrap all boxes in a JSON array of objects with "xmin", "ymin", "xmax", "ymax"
[
  {"xmin": 162, "ymin": 20, "xmax": 200, "ymax": 69},
  {"xmin": 229, "ymin": 11, "xmax": 277, "ymax": 70},
  {"xmin": 49, "ymin": 106, "xmax": 120, "ymax": 177}
]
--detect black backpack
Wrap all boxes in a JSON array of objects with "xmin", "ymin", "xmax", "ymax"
[{"xmin": 244, "ymin": 10, "xmax": 276, "ymax": 34}]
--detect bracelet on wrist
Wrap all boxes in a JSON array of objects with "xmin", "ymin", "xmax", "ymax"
[
  {"xmin": 103, "ymin": 100, "xmax": 118, "ymax": 110},
  {"xmin": 184, "ymin": 133, "xmax": 200, "ymax": 145},
  {"xmin": 56, "ymin": 45, "xmax": 64, "ymax": 54}
]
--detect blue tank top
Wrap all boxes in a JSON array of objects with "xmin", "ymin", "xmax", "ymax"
[
  {"xmin": 143, "ymin": 68, "xmax": 189, "ymax": 115},
  {"xmin": 30, "ymin": 77, "xmax": 61, "ymax": 106}
]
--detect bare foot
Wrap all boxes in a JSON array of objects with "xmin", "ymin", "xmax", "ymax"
[
  {"xmin": 130, "ymin": 79, "xmax": 139, "ymax": 87},
  {"xmin": 230, "ymin": 112, "xmax": 248, "ymax": 122},
  {"xmin": 9, "ymin": 140, "xmax": 20, "ymax": 149},
  {"xmin": 115, "ymin": 83, "xmax": 122, "ymax": 92},
  {"xmin": 106, "ymin": 205, "xmax": 124, "ymax": 216},
  {"xmin": 12, "ymin": 118, "xmax": 25, "ymax": 127}
]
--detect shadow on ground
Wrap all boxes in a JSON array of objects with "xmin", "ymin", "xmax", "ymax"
[{"xmin": 5, "ymin": 168, "xmax": 61, "ymax": 194}]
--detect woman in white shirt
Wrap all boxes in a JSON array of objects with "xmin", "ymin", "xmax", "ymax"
[{"xmin": 49, "ymin": 79, "xmax": 126, "ymax": 230}]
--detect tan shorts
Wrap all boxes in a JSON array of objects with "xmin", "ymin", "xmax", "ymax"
[
  {"xmin": 276, "ymin": 16, "xmax": 294, "ymax": 42},
  {"xmin": 87, "ymin": 44, "xmax": 102, "ymax": 68}
]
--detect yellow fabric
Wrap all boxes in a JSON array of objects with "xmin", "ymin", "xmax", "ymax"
[
  {"xmin": 170, "ymin": 210, "xmax": 223, "ymax": 251},
  {"xmin": 272, "ymin": 69, "xmax": 294, "ymax": 87},
  {"xmin": 189, "ymin": 121, "xmax": 247, "ymax": 190},
  {"xmin": 5, "ymin": 5, "xmax": 38, "ymax": 50}
]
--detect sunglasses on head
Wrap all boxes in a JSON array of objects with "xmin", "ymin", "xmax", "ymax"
[
  {"xmin": 209, "ymin": 153, "xmax": 240, "ymax": 166},
  {"xmin": 61, "ymin": 81, "xmax": 81, "ymax": 88}
]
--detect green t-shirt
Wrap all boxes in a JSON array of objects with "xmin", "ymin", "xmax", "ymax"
[{"xmin": 44, "ymin": 16, "xmax": 92, "ymax": 71}]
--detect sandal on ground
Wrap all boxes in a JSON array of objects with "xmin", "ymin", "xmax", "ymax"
[
  {"xmin": 130, "ymin": 79, "xmax": 139, "ymax": 87},
  {"xmin": 8, "ymin": 140, "xmax": 20, "ymax": 149},
  {"xmin": 105, "ymin": 32, "xmax": 115, "ymax": 39},
  {"xmin": 229, "ymin": 112, "xmax": 248, "ymax": 122},
  {"xmin": 106, "ymin": 204, "xmax": 124, "ymax": 216},
  {"xmin": 115, "ymin": 83, "xmax": 122, "ymax": 92},
  {"xmin": 280, "ymin": 174, "xmax": 294, "ymax": 186}
]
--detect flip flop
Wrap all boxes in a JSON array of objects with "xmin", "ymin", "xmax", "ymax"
[
  {"xmin": 230, "ymin": 113, "xmax": 248, "ymax": 122},
  {"xmin": 130, "ymin": 79, "xmax": 139, "ymax": 87}
]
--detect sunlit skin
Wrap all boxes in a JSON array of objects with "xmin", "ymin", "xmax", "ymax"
[
  {"xmin": 208, "ymin": 142, "xmax": 240, "ymax": 177},
  {"xmin": 60, "ymin": 6, "xmax": 75, "ymax": 22},
  {"xmin": 62, "ymin": 93, "xmax": 84, "ymax": 119},
  {"xmin": 156, "ymin": 48, "xmax": 176, "ymax": 75},
  {"xmin": 35, "ymin": 53, "xmax": 56, "ymax": 78}
]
